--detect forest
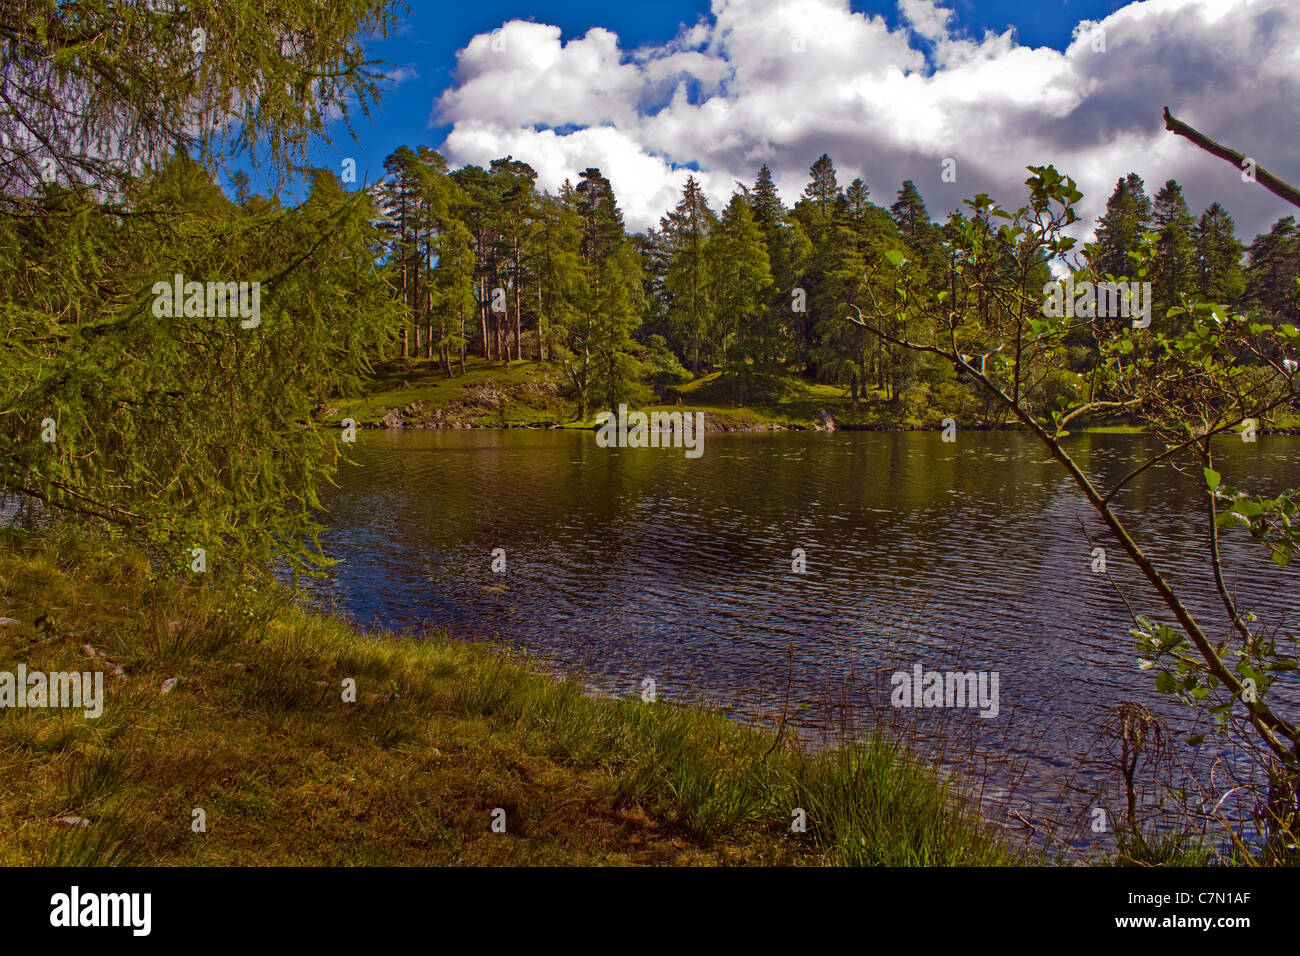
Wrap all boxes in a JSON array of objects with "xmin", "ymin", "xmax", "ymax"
[{"xmin": 365, "ymin": 146, "xmax": 1300, "ymax": 423}]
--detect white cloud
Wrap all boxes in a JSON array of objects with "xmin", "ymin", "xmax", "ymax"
[
  {"xmin": 900, "ymin": 0, "xmax": 956, "ymax": 42},
  {"xmin": 432, "ymin": 0, "xmax": 1300, "ymax": 241},
  {"xmin": 384, "ymin": 66, "xmax": 419, "ymax": 87}
]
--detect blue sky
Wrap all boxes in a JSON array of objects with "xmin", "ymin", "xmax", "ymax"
[
  {"xmin": 248, "ymin": 0, "xmax": 1299, "ymax": 242},
  {"xmin": 299, "ymin": 0, "xmax": 1126, "ymax": 193}
]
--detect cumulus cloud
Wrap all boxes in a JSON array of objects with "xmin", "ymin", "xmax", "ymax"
[{"xmin": 431, "ymin": 0, "xmax": 1300, "ymax": 241}]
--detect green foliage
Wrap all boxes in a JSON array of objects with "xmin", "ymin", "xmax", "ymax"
[
  {"xmin": 355, "ymin": 145, "xmax": 1288, "ymax": 441},
  {"xmin": 1, "ymin": 1, "xmax": 404, "ymax": 577},
  {"xmin": 662, "ymin": 175, "xmax": 716, "ymax": 373},
  {"xmin": 1, "ymin": 0, "xmax": 402, "ymax": 202},
  {"xmin": 1, "ymin": 154, "xmax": 400, "ymax": 577},
  {"xmin": 855, "ymin": 163, "xmax": 1300, "ymax": 819},
  {"xmin": 707, "ymin": 194, "xmax": 773, "ymax": 370}
]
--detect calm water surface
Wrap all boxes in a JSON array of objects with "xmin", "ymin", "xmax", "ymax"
[{"xmin": 312, "ymin": 429, "xmax": 1299, "ymax": 840}]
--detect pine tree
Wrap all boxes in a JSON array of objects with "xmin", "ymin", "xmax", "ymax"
[
  {"xmin": 746, "ymin": 164, "xmax": 807, "ymax": 370},
  {"xmin": 490, "ymin": 156, "xmax": 539, "ymax": 362},
  {"xmin": 377, "ymin": 146, "xmax": 422, "ymax": 356},
  {"xmin": 575, "ymin": 168, "xmax": 625, "ymax": 268},
  {"xmin": 790, "ymin": 155, "xmax": 845, "ymax": 374},
  {"xmin": 890, "ymin": 180, "xmax": 928, "ymax": 238},
  {"xmin": 554, "ymin": 171, "xmax": 643, "ymax": 418},
  {"xmin": 587, "ymin": 246, "xmax": 649, "ymax": 416},
  {"xmin": 707, "ymin": 193, "xmax": 774, "ymax": 371},
  {"xmin": 802, "ymin": 154, "xmax": 841, "ymax": 223},
  {"xmin": 449, "ymin": 164, "xmax": 505, "ymax": 361},
  {"xmin": 1151, "ymin": 179, "xmax": 1197, "ymax": 324},
  {"xmin": 749, "ymin": 164, "xmax": 784, "ymax": 238},
  {"xmin": 1194, "ymin": 202, "xmax": 1245, "ymax": 303},
  {"xmin": 1245, "ymin": 216, "xmax": 1300, "ymax": 325},
  {"xmin": 431, "ymin": 207, "xmax": 476, "ymax": 375},
  {"xmin": 662, "ymin": 175, "xmax": 715, "ymax": 374},
  {"xmin": 844, "ymin": 178, "xmax": 871, "ymax": 226},
  {"xmin": 530, "ymin": 192, "xmax": 587, "ymax": 363},
  {"xmin": 1093, "ymin": 173, "xmax": 1153, "ymax": 278}
]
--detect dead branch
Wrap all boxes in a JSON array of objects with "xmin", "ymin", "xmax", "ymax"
[{"xmin": 1163, "ymin": 107, "xmax": 1300, "ymax": 210}]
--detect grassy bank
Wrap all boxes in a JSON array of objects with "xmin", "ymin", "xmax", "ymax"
[
  {"xmin": 330, "ymin": 357, "xmax": 1300, "ymax": 435},
  {"xmin": 0, "ymin": 529, "xmax": 1022, "ymax": 866},
  {"xmin": 327, "ymin": 357, "xmax": 920, "ymax": 431}
]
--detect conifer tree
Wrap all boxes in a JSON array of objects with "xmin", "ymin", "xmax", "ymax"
[
  {"xmin": 1092, "ymin": 173, "xmax": 1153, "ymax": 278},
  {"xmin": 663, "ymin": 175, "xmax": 715, "ymax": 373},
  {"xmin": 1151, "ymin": 179, "xmax": 1197, "ymax": 324},
  {"xmin": 1194, "ymin": 202, "xmax": 1245, "ymax": 303},
  {"xmin": 707, "ymin": 193, "xmax": 774, "ymax": 371}
]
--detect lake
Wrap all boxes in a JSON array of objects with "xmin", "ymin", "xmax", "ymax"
[{"xmin": 313, "ymin": 427, "xmax": 1300, "ymax": 847}]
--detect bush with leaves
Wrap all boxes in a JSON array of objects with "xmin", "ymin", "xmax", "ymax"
[{"xmin": 850, "ymin": 164, "xmax": 1300, "ymax": 857}]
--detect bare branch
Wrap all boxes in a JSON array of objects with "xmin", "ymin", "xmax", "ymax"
[{"xmin": 1163, "ymin": 107, "xmax": 1300, "ymax": 210}]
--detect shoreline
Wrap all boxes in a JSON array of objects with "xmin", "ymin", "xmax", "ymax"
[
  {"xmin": 326, "ymin": 357, "xmax": 1300, "ymax": 435},
  {"xmin": 339, "ymin": 417, "xmax": 1300, "ymax": 436},
  {"xmin": 0, "ymin": 529, "xmax": 1027, "ymax": 866}
]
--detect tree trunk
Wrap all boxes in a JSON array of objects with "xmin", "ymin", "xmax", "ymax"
[
  {"xmin": 399, "ymin": 250, "xmax": 409, "ymax": 358},
  {"xmin": 458, "ymin": 301, "xmax": 467, "ymax": 375},
  {"xmin": 513, "ymin": 244, "xmax": 523, "ymax": 361},
  {"xmin": 480, "ymin": 277, "xmax": 489, "ymax": 360}
]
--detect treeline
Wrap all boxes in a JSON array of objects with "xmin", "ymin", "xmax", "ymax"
[{"xmin": 374, "ymin": 146, "xmax": 1300, "ymax": 417}]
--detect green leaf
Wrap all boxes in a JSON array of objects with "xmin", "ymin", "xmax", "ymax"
[
  {"xmin": 884, "ymin": 249, "xmax": 905, "ymax": 267},
  {"xmin": 1203, "ymin": 467, "xmax": 1220, "ymax": 491}
]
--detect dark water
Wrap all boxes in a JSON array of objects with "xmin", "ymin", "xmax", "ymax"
[{"xmin": 313, "ymin": 428, "xmax": 1299, "ymax": 844}]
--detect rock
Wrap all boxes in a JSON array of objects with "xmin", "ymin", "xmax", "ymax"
[
  {"xmin": 111, "ymin": 665, "xmax": 126, "ymax": 682},
  {"xmin": 81, "ymin": 644, "xmax": 96, "ymax": 658},
  {"xmin": 160, "ymin": 677, "xmax": 179, "ymax": 694},
  {"xmin": 56, "ymin": 816, "xmax": 90, "ymax": 828},
  {"xmin": 379, "ymin": 408, "xmax": 403, "ymax": 428},
  {"xmin": 0, "ymin": 617, "xmax": 19, "ymax": 627},
  {"xmin": 818, "ymin": 409, "xmax": 839, "ymax": 432}
]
